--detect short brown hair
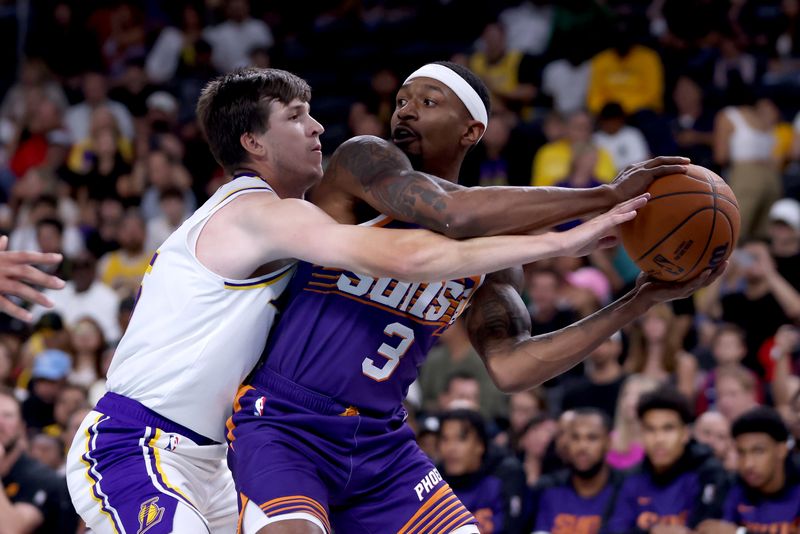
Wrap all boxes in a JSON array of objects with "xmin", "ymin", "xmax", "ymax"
[{"xmin": 196, "ymin": 68, "xmax": 311, "ymax": 173}]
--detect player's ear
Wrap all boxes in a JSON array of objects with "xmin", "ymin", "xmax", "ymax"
[
  {"xmin": 461, "ymin": 120, "xmax": 484, "ymax": 147},
  {"xmin": 240, "ymin": 132, "xmax": 267, "ymax": 158}
]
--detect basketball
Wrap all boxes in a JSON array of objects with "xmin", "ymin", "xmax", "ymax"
[{"xmin": 620, "ymin": 164, "xmax": 740, "ymax": 282}]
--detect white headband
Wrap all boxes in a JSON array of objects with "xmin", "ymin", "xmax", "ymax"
[{"xmin": 403, "ymin": 64, "xmax": 488, "ymax": 136}]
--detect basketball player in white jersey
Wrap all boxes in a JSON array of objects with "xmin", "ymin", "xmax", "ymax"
[{"xmin": 65, "ymin": 68, "xmax": 643, "ymax": 534}]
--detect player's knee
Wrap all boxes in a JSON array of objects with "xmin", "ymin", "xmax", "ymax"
[{"xmin": 255, "ymin": 519, "xmax": 323, "ymax": 534}]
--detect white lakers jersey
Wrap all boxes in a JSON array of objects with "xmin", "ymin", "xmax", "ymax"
[{"xmin": 105, "ymin": 175, "xmax": 294, "ymax": 442}]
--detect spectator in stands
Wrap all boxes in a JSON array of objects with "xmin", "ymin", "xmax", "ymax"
[
  {"xmin": 593, "ymin": 102, "xmax": 650, "ymax": 172},
  {"xmin": 64, "ymin": 70, "xmax": 134, "ymax": 142},
  {"xmin": 712, "ymin": 29, "xmax": 761, "ymax": 103},
  {"xmin": 43, "ymin": 383, "xmax": 88, "ymax": 442},
  {"xmin": 502, "ymin": 389, "xmax": 547, "ymax": 454},
  {"xmin": 668, "ymin": 75, "xmax": 716, "ymax": 171},
  {"xmin": 697, "ymin": 407, "xmax": 800, "ymax": 533},
  {"xmin": 419, "ymin": 317, "xmax": 507, "ymax": 421},
  {"xmin": 145, "ymin": 186, "xmax": 187, "ymax": 251},
  {"xmin": 98, "ymin": 208, "xmax": 152, "ymax": 298},
  {"xmin": 32, "ymin": 250, "xmax": 120, "ymax": 343},
  {"xmin": 533, "ymin": 408, "xmax": 622, "ymax": 534},
  {"xmin": 67, "ymin": 318, "xmax": 106, "ymax": 390},
  {"xmin": 695, "ymin": 323, "xmax": 760, "ymax": 415},
  {"xmin": 520, "ymin": 414, "xmax": 557, "ymax": 486},
  {"xmin": 146, "ymin": 4, "xmax": 205, "ymax": 85},
  {"xmin": 713, "ymin": 89, "xmax": 781, "ymax": 241},
  {"xmin": 525, "ymin": 268, "xmax": 579, "ymax": 336},
  {"xmin": 624, "ymin": 303, "xmax": 698, "ymax": 401},
  {"xmin": 716, "ymin": 365, "xmax": 761, "ymax": 424},
  {"xmin": 531, "ymin": 109, "xmax": 616, "ymax": 186},
  {"xmin": 0, "ymin": 57, "xmax": 68, "ymax": 125},
  {"xmin": 693, "ymin": 411, "xmax": 737, "ymax": 471},
  {"xmin": 203, "ymin": 0, "xmax": 273, "ymax": 73},
  {"xmin": 21, "ymin": 349, "xmax": 71, "ymax": 432},
  {"xmin": 497, "ymin": 1, "xmax": 554, "ymax": 57},
  {"xmin": 767, "ymin": 198, "xmax": 800, "ymax": 290},
  {"xmin": 438, "ymin": 372, "xmax": 481, "ymax": 414},
  {"xmin": 8, "ymin": 94, "xmax": 69, "ymax": 179},
  {"xmin": 608, "ymin": 374, "xmax": 660, "ymax": 470},
  {"xmin": 469, "ymin": 21, "xmax": 539, "ymax": 119},
  {"xmin": 29, "ymin": 433, "xmax": 64, "ymax": 472},
  {"xmin": 139, "ymin": 150, "xmax": 195, "ymax": 222},
  {"xmin": 0, "ymin": 387, "xmax": 77, "ymax": 533},
  {"xmin": 438, "ymin": 409, "xmax": 527, "ymax": 534},
  {"xmin": 541, "ymin": 43, "xmax": 592, "ymax": 115},
  {"xmin": 586, "ymin": 16, "xmax": 665, "ymax": 117},
  {"xmin": 561, "ymin": 332, "xmax": 627, "ymax": 419},
  {"xmin": 719, "ymin": 241, "xmax": 800, "ymax": 368},
  {"xmin": 607, "ymin": 387, "xmax": 728, "ymax": 533}
]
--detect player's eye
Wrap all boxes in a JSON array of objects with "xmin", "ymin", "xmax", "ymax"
[
  {"xmin": 424, "ymin": 98, "xmax": 436, "ymax": 106},
  {"xmin": 396, "ymin": 98, "xmax": 407, "ymax": 107}
]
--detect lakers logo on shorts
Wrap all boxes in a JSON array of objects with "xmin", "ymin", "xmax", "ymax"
[{"xmin": 137, "ymin": 496, "xmax": 165, "ymax": 534}]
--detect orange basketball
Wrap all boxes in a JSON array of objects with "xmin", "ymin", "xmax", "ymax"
[{"xmin": 620, "ymin": 164, "xmax": 740, "ymax": 282}]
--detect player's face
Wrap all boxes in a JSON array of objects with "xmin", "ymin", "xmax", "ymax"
[
  {"xmin": 439, "ymin": 420, "xmax": 484, "ymax": 476},
  {"xmin": 0, "ymin": 395, "xmax": 23, "ymax": 450},
  {"xmin": 260, "ymin": 98, "xmax": 324, "ymax": 182},
  {"xmin": 736, "ymin": 433, "xmax": 786, "ymax": 491},
  {"xmin": 391, "ymin": 78, "xmax": 471, "ymax": 164},
  {"xmin": 568, "ymin": 415, "xmax": 609, "ymax": 475},
  {"xmin": 641, "ymin": 409, "xmax": 689, "ymax": 473}
]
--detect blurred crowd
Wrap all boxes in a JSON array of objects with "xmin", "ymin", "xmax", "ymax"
[{"xmin": 1, "ymin": 0, "xmax": 800, "ymax": 532}]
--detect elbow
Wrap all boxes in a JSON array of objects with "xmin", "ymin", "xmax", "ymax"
[{"xmin": 486, "ymin": 358, "xmax": 533, "ymax": 393}]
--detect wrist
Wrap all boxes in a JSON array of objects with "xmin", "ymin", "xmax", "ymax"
[{"xmin": 598, "ymin": 183, "xmax": 619, "ymax": 206}]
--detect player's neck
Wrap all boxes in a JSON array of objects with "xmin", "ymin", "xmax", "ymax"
[
  {"xmin": 419, "ymin": 158, "xmax": 461, "ymax": 184},
  {"xmin": 233, "ymin": 165, "xmax": 309, "ymax": 200}
]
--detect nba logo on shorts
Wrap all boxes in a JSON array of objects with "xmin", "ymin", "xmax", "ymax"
[
  {"xmin": 137, "ymin": 496, "xmax": 165, "ymax": 534},
  {"xmin": 165, "ymin": 434, "xmax": 180, "ymax": 451},
  {"xmin": 254, "ymin": 396, "xmax": 266, "ymax": 416}
]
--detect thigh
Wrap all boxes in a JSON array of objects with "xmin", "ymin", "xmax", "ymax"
[
  {"xmin": 66, "ymin": 412, "xmax": 209, "ymax": 534},
  {"xmin": 332, "ymin": 440, "xmax": 477, "ymax": 534}
]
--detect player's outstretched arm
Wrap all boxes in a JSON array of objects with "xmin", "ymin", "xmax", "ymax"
[
  {"xmin": 0, "ymin": 236, "xmax": 65, "ymax": 322},
  {"xmin": 465, "ymin": 264, "xmax": 726, "ymax": 393},
  {"xmin": 238, "ymin": 194, "xmax": 645, "ymax": 283},
  {"xmin": 319, "ymin": 135, "xmax": 689, "ymax": 238}
]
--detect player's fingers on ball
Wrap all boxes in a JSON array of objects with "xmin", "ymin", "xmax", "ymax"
[
  {"xmin": 643, "ymin": 156, "xmax": 691, "ymax": 168},
  {"xmin": 647, "ymin": 164, "xmax": 689, "ymax": 177},
  {"xmin": 0, "ymin": 295, "xmax": 33, "ymax": 322}
]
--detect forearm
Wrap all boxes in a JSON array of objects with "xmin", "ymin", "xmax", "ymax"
[
  {"xmin": 442, "ymin": 184, "xmax": 616, "ymax": 238},
  {"xmin": 482, "ymin": 288, "xmax": 648, "ymax": 392}
]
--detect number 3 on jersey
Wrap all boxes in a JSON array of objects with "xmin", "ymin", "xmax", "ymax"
[{"xmin": 362, "ymin": 322, "xmax": 415, "ymax": 382}]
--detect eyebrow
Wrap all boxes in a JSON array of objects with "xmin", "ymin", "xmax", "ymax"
[
  {"xmin": 399, "ymin": 83, "xmax": 447, "ymax": 96},
  {"xmin": 286, "ymin": 103, "xmax": 308, "ymax": 113}
]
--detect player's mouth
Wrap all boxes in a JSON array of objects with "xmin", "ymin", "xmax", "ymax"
[
  {"xmin": 392, "ymin": 125, "xmax": 419, "ymax": 145},
  {"xmin": 311, "ymin": 143, "xmax": 322, "ymax": 152}
]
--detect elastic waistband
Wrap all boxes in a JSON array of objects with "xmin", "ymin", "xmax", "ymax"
[
  {"xmin": 250, "ymin": 368, "xmax": 347, "ymax": 415},
  {"xmin": 96, "ymin": 392, "xmax": 219, "ymax": 446}
]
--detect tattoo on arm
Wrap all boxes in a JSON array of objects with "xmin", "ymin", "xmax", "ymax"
[
  {"xmin": 331, "ymin": 136, "xmax": 461, "ymax": 231},
  {"xmin": 466, "ymin": 268, "xmax": 532, "ymax": 355}
]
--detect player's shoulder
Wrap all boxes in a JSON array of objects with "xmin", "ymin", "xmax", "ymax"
[{"xmin": 328, "ymin": 135, "xmax": 410, "ymax": 178}]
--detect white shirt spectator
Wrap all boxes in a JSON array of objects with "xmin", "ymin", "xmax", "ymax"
[
  {"xmin": 31, "ymin": 281, "xmax": 121, "ymax": 342},
  {"xmin": 9, "ymin": 224, "xmax": 84, "ymax": 258},
  {"xmin": 145, "ymin": 27, "xmax": 185, "ymax": 84},
  {"xmin": 594, "ymin": 126, "xmax": 651, "ymax": 171},
  {"xmin": 542, "ymin": 59, "xmax": 591, "ymax": 115},
  {"xmin": 65, "ymin": 100, "xmax": 135, "ymax": 141},
  {"xmin": 203, "ymin": 18, "xmax": 273, "ymax": 73},
  {"xmin": 498, "ymin": 1, "xmax": 553, "ymax": 55}
]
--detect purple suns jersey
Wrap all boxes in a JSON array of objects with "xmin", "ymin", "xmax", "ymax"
[
  {"xmin": 253, "ymin": 214, "xmax": 484, "ymax": 414},
  {"xmin": 722, "ymin": 480, "xmax": 800, "ymax": 533},
  {"xmin": 534, "ymin": 478, "xmax": 616, "ymax": 534}
]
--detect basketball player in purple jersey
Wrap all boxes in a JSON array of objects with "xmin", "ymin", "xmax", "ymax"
[{"xmin": 227, "ymin": 62, "xmax": 726, "ymax": 533}]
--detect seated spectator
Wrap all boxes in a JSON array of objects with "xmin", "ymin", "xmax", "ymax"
[
  {"xmin": 21, "ymin": 349, "xmax": 71, "ymax": 432},
  {"xmin": 520, "ymin": 414, "xmax": 557, "ymax": 486},
  {"xmin": 593, "ymin": 102, "xmax": 650, "ymax": 172},
  {"xmin": 64, "ymin": 70, "xmax": 135, "ymax": 142},
  {"xmin": 607, "ymin": 387, "xmax": 728, "ymax": 533},
  {"xmin": 525, "ymin": 268, "xmax": 579, "ymax": 336},
  {"xmin": 31, "ymin": 251, "xmax": 121, "ymax": 343},
  {"xmin": 607, "ymin": 374, "xmax": 660, "ymax": 470},
  {"xmin": 0, "ymin": 387, "xmax": 78, "ymax": 533},
  {"xmin": 438, "ymin": 372, "xmax": 481, "ymax": 414},
  {"xmin": 29, "ymin": 433, "xmax": 65, "ymax": 473},
  {"xmin": 438, "ymin": 409, "xmax": 526, "ymax": 534},
  {"xmin": 202, "ymin": 0, "xmax": 273, "ymax": 73},
  {"xmin": 469, "ymin": 21, "xmax": 539, "ymax": 119},
  {"xmin": 767, "ymin": 198, "xmax": 800, "ymax": 291},
  {"xmin": 145, "ymin": 4, "xmax": 205, "ymax": 85},
  {"xmin": 9, "ymin": 193, "xmax": 84, "ymax": 258},
  {"xmin": 501, "ymin": 389, "xmax": 547, "ymax": 454},
  {"xmin": 7, "ymin": 94, "xmax": 70, "ymax": 179},
  {"xmin": 624, "ymin": 303, "xmax": 698, "ymax": 401},
  {"xmin": 561, "ymin": 332, "xmax": 627, "ymax": 419},
  {"xmin": 696, "ymin": 323, "xmax": 763, "ymax": 414},
  {"xmin": 138, "ymin": 150, "xmax": 195, "ymax": 222},
  {"xmin": 419, "ymin": 317, "xmax": 507, "ymax": 421},
  {"xmin": 693, "ymin": 411, "xmax": 737, "ymax": 471},
  {"xmin": 532, "ymin": 408, "xmax": 623, "ymax": 534},
  {"xmin": 98, "ymin": 209, "xmax": 153, "ymax": 298},
  {"xmin": 668, "ymin": 75, "xmax": 717, "ymax": 171},
  {"xmin": 531, "ymin": 109, "xmax": 616, "ymax": 187},
  {"xmin": 67, "ymin": 318, "xmax": 106, "ymax": 390},
  {"xmin": 541, "ymin": 44, "xmax": 592, "ymax": 116},
  {"xmin": 43, "ymin": 383, "xmax": 88, "ymax": 442},
  {"xmin": 716, "ymin": 365, "xmax": 761, "ymax": 424},
  {"xmin": 586, "ymin": 17, "xmax": 664, "ymax": 117},
  {"xmin": 145, "ymin": 186, "xmax": 188, "ymax": 251},
  {"xmin": 696, "ymin": 407, "xmax": 800, "ymax": 533}
]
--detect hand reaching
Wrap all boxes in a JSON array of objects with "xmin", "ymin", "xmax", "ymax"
[
  {"xmin": 564, "ymin": 194, "xmax": 648, "ymax": 257},
  {"xmin": 0, "ymin": 236, "xmax": 66, "ymax": 322},
  {"xmin": 610, "ymin": 156, "xmax": 690, "ymax": 202},
  {"xmin": 635, "ymin": 261, "xmax": 728, "ymax": 305}
]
